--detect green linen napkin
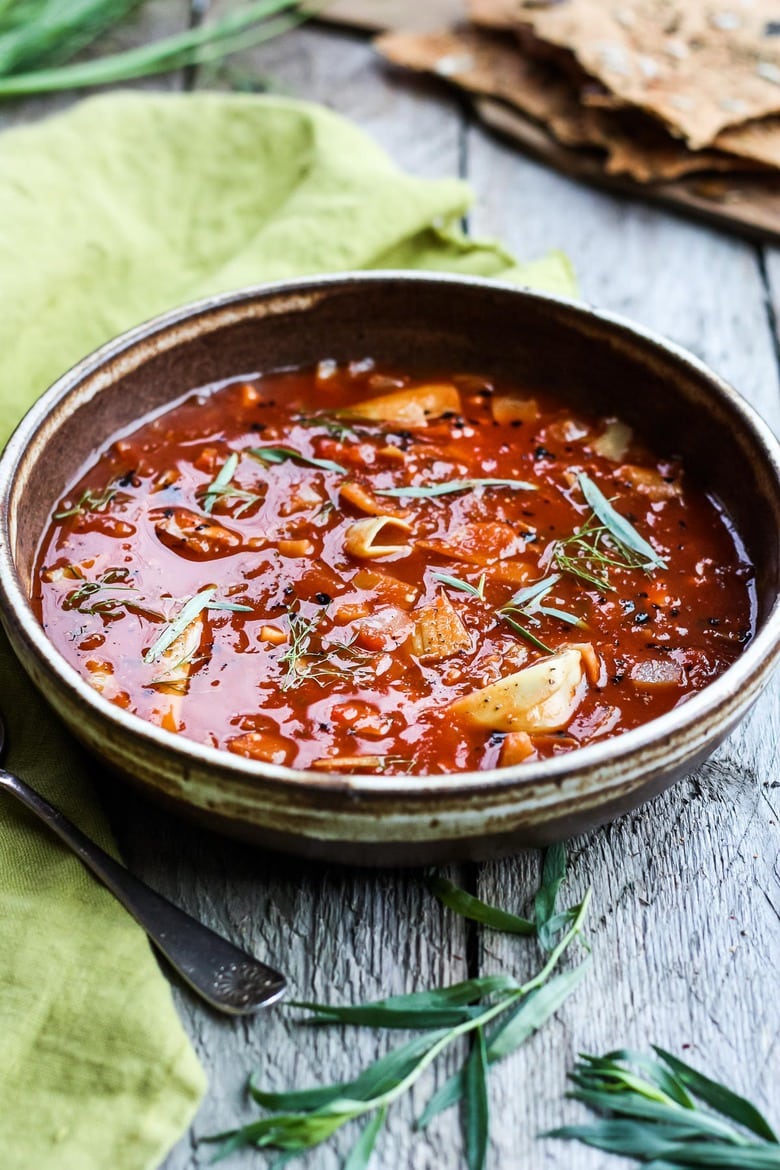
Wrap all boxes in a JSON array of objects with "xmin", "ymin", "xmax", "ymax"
[{"xmin": 0, "ymin": 91, "xmax": 576, "ymax": 1170}]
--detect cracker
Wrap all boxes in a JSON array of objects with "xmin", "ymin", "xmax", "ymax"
[
  {"xmin": 716, "ymin": 115, "xmax": 780, "ymax": 168},
  {"xmin": 377, "ymin": 27, "xmax": 588, "ymax": 137},
  {"xmin": 376, "ymin": 27, "xmax": 763, "ymax": 181},
  {"xmin": 468, "ymin": 0, "xmax": 517, "ymax": 29},
  {"xmin": 511, "ymin": 0, "xmax": 780, "ymax": 149}
]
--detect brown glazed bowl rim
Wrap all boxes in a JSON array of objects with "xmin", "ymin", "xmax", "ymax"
[{"xmin": 2, "ymin": 271, "xmax": 780, "ymax": 806}]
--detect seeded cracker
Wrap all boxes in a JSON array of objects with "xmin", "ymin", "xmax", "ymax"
[
  {"xmin": 377, "ymin": 27, "xmax": 764, "ymax": 180},
  {"xmin": 511, "ymin": 0, "xmax": 780, "ymax": 149},
  {"xmin": 716, "ymin": 115, "xmax": 780, "ymax": 168}
]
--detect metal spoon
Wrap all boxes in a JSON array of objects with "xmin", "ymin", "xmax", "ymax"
[{"xmin": 0, "ymin": 714, "xmax": 286, "ymax": 1015}]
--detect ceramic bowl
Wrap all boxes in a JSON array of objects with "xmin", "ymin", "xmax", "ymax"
[{"xmin": 2, "ymin": 273, "xmax": 780, "ymax": 865}]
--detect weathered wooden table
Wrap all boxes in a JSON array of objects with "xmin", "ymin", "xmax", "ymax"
[{"xmin": 5, "ymin": 5, "xmax": 779, "ymax": 1168}]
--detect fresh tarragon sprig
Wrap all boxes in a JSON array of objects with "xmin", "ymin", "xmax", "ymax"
[
  {"xmin": 547, "ymin": 1047, "xmax": 780, "ymax": 1167},
  {"xmin": 206, "ymin": 845, "xmax": 590, "ymax": 1169},
  {"xmin": 554, "ymin": 473, "xmax": 667, "ymax": 592}
]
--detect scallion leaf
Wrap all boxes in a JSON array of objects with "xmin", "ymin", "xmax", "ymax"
[{"xmin": 0, "ymin": 1, "xmax": 304, "ymax": 97}]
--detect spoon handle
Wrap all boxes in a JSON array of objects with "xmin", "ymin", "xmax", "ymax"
[{"xmin": 0, "ymin": 766, "xmax": 286, "ymax": 1014}]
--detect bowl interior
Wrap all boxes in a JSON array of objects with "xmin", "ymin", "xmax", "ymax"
[{"xmin": 10, "ymin": 277, "xmax": 780, "ymax": 639}]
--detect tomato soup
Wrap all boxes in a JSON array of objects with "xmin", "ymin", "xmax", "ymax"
[{"xmin": 33, "ymin": 361, "xmax": 754, "ymax": 775}]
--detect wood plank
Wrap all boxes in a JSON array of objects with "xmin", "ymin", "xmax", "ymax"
[
  {"xmin": 466, "ymin": 115, "xmax": 780, "ymax": 1167},
  {"xmin": 129, "ymin": 16, "xmax": 470, "ymax": 1169},
  {"xmin": 764, "ymin": 246, "xmax": 780, "ymax": 356},
  {"xmin": 317, "ymin": 0, "xmax": 467, "ymax": 32},
  {"xmin": 203, "ymin": 11, "xmax": 463, "ymax": 180}
]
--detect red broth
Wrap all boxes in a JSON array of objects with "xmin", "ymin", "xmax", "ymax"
[{"xmin": 33, "ymin": 361, "xmax": 754, "ymax": 775}]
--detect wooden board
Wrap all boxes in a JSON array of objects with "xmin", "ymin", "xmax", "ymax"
[
  {"xmin": 476, "ymin": 96, "xmax": 780, "ymax": 248},
  {"xmin": 1, "ymin": 6, "xmax": 778, "ymax": 1170},
  {"xmin": 318, "ymin": 0, "xmax": 780, "ymax": 245},
  {"xmin": 317, "ymin": 0, "xmax": 467, "ymax": 32}
]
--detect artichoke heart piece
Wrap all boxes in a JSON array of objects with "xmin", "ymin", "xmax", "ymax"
[
  {"xmin": 410, "ymin": 593, "xmax": 471, "ymax": 662},
  {"xmin": 592, "ymin": 419, "xmax": 632, "ymax": 462},
  {"xmin": 344, "ymin": 515, "xmax": 412, "ymax": 560},
  {"xmin": 449, "ymin": 646, "xmax": 592, "ymax": 733},
  {"xmin": 152, "ymin": 614, "xmax": 204, "ymax": 693},
  {"xmin": 341, "ymin": 383, "xmax": 461, "ymax": 426}
]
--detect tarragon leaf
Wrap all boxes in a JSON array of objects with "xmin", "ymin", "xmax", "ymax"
[
  {"xmin": 376, "ymin": 478, "xmax": 536, "ymax": 500},
  {"xmin": 343, "ymin": 1105, "xmax": 387, "ymax": 1170},
  {"xmin": 535, "ymin": 843, "xmax": 567, "ymax": 952},
  {"xmin": 579, "ymin": 473, "xmax": 666, "ymax": 569},
  {"xmin": 249, "ymin": 445, "xmax": 346, "ymax": 475},
  {"xmin": 417, "ymin": 963, "xmax": 590, "ymax": 1128},
  {"xmin": 427, "ymin": 873, "xmax": 535, "ymax": 936},
  {"xmin": 293, "ymin": 975, "xmax": 519, "ymax": 1029},
  {"xmin": 464, "ymin": 1027, "xmax": 489, "ymax": 1170},
  {"xmin": 143, "ymin": 588, "xmax": 251, "ymax": 664}
]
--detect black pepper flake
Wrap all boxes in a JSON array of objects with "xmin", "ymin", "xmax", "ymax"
[
  {"xmin": 315, "ymin": 592, "xmax": 332, "ymax": 606},
  {"xmin": 670, "ymin": 607, "xmax": 680, "ymax": 617},
  {"xmin": 634, "ymin": 612, "xmax": 651, "ymax": 625},
  {"xmin": 621, "ymin": 599, "xmax": 636, "ymax": 614},
  {"xmin": 318, "ymin": 722, "xmax": 331, "ymax": 732},
  {"xmin": 535, "ymin": 445, "xmax": 553, "ymax": 460},
  {"xmin": 442, "ymin": 411, "xmax": 459, "ymax": 421},
  {"xmin": 488, "ymin": 731, "xmax": 506, "ymax": 746},
  {"xmin": 117, "ymin": 470, "xmax": 136, "ymax": 488},
  {"xmin": 250, "ymin": 422, "xmax": 266, "ymax": 432},
  {"xmin": 510, "ymin": 420, "xmax": 524, "ymax": 428},
  {"xmin": 707, "ymin": 617, "xmax": 721, "ymax": 627},
  {"xmin": 163, "ymin": 508, "xmax": 173, "ymax": 518},
  {"xmin": 283, "ymin": 584, "xmax": 295, "ymax": 596}
]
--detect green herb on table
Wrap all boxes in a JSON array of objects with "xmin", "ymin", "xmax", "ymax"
[
  {"xmin": 249, "ymin": 444, "xmax": 347, "ymax": 476},
  {"xmin": 200, "ymin": 452, "xmax": 264, "ymax": 517},
  {"xmin": 497, "ymin": 573, "xmax": 586, "ymax": 655},
  {"xmin": 0, "ymin": 1, "xmax": 306, "ymax": 98},
  {"xmin": 547, "ymin": 1047, "xmax": 780, "ymax": 1167},
  {"xmin": 375, "ymin": 477, "xmax": 537, "ymax": 500},
  {"xmin": 143, "ymin": 587, "xmax": 251, "ymax": 665},
  {"xmin": 554, "ymin": 473, "xmax": 666, "ymax": 591},
  {"xmin": 54, "ymin": 484, "xmax": 119, "ymax": 519},
  {"xmin": 207, "ymin": 847, "xmax": 590, "ymax": 1169}
]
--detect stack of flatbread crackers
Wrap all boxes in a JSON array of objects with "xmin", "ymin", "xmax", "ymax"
[{"xmin": 373, "ymin": 0, "xmax": 780, "ymax": 240}]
